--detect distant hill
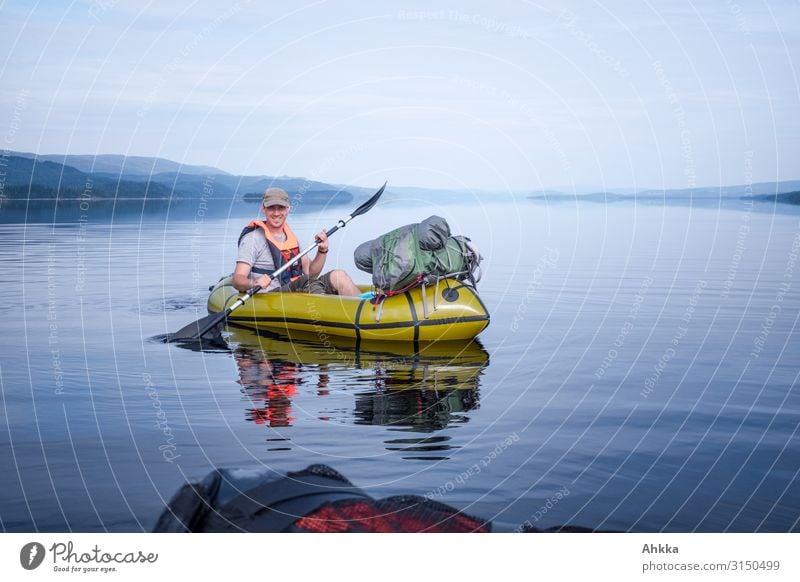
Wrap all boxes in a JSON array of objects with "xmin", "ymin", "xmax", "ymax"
[
  {"xmin": 0, "ymin": 153, "xmax": 357, "ymax": 213},
  {"xmin": 0, "ymin": 156, "xmax": 174, "ymax": 200},
  {"xmin": 528, "ymin": 191, "xmax": 628, "ymax": 203},
  {"xmin": 752, "ymin": 190, "xmax": 800, "ymax": 205},
  {"xmin": 6, "ymin": 149, "xmax": 798, "ymax": 210},
  {"xmin": 637, "ymin": 181, "xmax": 800, "ymax": 198},
  {"xmin": 242, "ymin": 189, "xmax": 352, "ymax": 206},
  {"xmin": 11, "ymin": 151, "xmax": 228, "ymax": 177},
  {"xmin": 2, "ymin": 156, "xmax": 88, "ymax": 189},
  {"xmin": 527, "ymin": 181, "xmax": 800, "ymax": 203}
]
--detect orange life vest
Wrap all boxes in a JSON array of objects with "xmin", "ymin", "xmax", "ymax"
[{"xmin": 238, "ymin": 220, "xmax": 303, "ymax": 284}]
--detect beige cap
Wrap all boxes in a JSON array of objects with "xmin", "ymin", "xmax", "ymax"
[{"xmin": 262, "ymin": 187, "xmax": 290, "ymax": 208}]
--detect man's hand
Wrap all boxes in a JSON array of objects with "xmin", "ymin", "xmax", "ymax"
[
  {"xmin": 254, "ymin": 274, "xmax": 272, "ymax": 289},
  {"xmin": 315, "ymin": 230, "xmax": 329, "ymax": 254}
]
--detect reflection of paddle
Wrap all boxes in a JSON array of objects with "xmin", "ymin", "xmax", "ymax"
[{"xmin": 166, "ymin": 182, "xmax": 386, "ymax": 343}]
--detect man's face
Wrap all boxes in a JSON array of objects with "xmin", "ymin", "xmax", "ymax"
[{"xmin": 263, "ymin": 204, "xmax": 289, "ymax": 228}]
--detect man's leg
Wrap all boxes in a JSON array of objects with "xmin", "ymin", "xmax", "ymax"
[
  {"xmin": 326, "ymin": 270, "xmax": 360, "ymax": 296},
  {"xmin": 272, "ymin": 275, "xmax": 311, "ymax": 293},
  {"xmin": 307, "ymin": 271, "xmax": 360, "ymax": 296},
  {"xmin": 273, "ymin": 271, "xmax": 360, "ymax": 296}
]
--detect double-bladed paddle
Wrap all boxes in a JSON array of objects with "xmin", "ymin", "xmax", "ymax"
[{"xmin": 165, "ymin": 182, "xmax": 386, "ymax": 343}]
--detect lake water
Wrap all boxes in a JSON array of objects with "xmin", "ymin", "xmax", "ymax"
[{"xmin": 1, "ymin": 196, "xmax": 798, "ymax": 532}]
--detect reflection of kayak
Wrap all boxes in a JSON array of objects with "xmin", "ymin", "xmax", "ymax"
[
  {"xmin": 225, "ymin": 326, "xmax": 489, "ymax": 391},
  {"xmin": 207, "ymin": 276, "xmax": 490, "ymax": 342},
  {"xmin": 225, "ymin": 325, "xmax": 490, "ymax": 366},
  {"xmin": 227, "ymin": 327, "xmax": 489, "ymax": 434}
]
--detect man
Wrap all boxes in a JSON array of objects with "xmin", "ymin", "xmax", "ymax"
[{"xmin": 232, "ymin": 187, "xmax": 361, "ymax": 296}]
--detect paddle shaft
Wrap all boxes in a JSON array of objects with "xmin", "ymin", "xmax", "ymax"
[
  {"xmin": 166, "ymin": 182, "xmax": 386, "ymax": 342},
  {"xmin": 193, "ymin": 214, "xmax": 358, "ymax": 338}
]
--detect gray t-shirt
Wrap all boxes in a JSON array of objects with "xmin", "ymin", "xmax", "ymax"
[{"xmin": 237, "ymin": 229, "xmax": 285, "ymax": 292}]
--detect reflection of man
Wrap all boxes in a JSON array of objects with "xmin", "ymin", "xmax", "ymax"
[
  {"xmin": 234, "ymin": 349, "xmax": 299, "ymax": 428},
  {"xmin": 229, "ymin": 336, "xmax": 487, "ymax": 432},
  {"xmin": 232, "ymin": 187, "xmax": 360, "ymax": 296}
]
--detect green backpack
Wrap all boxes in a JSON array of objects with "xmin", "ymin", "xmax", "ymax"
[{"xmin": 354, "ymin": 216, "xmax": 481, "ymax": 292}]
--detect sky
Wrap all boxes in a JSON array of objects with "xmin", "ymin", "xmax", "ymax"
[{"xmin": 1, "ymin": 0, "xmax": 798, "ymax": 192}]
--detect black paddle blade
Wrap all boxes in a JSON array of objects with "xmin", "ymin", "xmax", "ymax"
[
  {"xmin": 351, "ymin": 182, "xmax": 386, "ymax": 218},
  {"xmin": 164, "ymin": 312, "xmax": 226, "ymax": 342}
]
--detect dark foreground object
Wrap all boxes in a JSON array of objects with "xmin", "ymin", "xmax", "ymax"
[
  {"xmin": 154, "ymin": 464, "xmax": 490, "ymax": 533},
  {"xmin": 154, "ymin": 464, "xmax": 606, "ymax": 533}
]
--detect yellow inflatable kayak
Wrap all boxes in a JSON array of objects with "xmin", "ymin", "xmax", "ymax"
[{"xmin": 207, "ymin": 276, "xmax": 490, "ymax": 343}]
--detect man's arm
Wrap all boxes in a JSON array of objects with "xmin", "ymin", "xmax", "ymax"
[
  {"xmin": 304, "ymin": 230, "xmax": 329, "ymax": 278},
  {"xmin": 232, "ymin": 261, "xmax": 271, "ymax": 292}
]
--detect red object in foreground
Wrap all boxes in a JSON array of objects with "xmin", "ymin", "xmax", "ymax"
[{"xmin": 293, "ymin": 499, "xmax": 489, "ymax": 533}]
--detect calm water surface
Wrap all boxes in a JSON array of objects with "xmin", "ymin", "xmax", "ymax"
[{"xmin": 1, "ymin": 198, "xmax": 798, "ymax": 532}]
